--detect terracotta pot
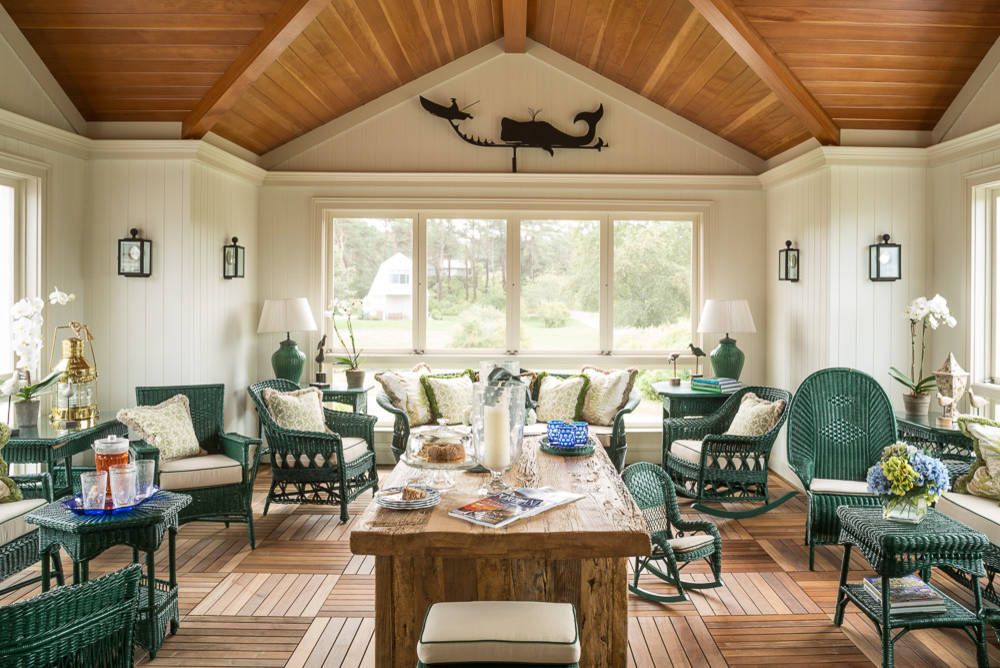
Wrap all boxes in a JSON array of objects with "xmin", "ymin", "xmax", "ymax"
[
  {"xmin": 345, "ymin": 368, "xmax": 366, "ymax": 389},
  {"xmin": 14, "ymin": 399, "xmax": 40, "ymax": 428},
  {"xmin": 902, "ymin": 392, "xmax": 931, "ymax": 417}
]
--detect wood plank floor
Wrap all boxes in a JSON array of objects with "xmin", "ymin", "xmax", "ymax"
[{"xmin": 2, "ymin": 466, "xmax": 998, "ymax": 667}]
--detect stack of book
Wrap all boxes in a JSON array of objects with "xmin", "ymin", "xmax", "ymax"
[
  {"xmin": 690, "ymin": 377, "xmax": 743, "ymax": 394},
  {"xmin": 862, "ymin": 575, "xmax": 947, "ymax": 614}
]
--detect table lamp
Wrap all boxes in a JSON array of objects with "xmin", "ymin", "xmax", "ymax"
[
  {"xmin": 697, "ymin": 299, "xmax": 756, "ymax": 381},
  {"xmin": 258, "ymin": 298, "xmax": 317, "ymax": 383}
]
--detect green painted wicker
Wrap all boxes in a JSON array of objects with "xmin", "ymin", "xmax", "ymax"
[
  {"xmin": 249, "ymin": 379, "xmax": 378, "ymax": 522},
  {"xmin": 132, "ymin": 384, "xmax": 262, "ymax": 549},
  {"xmin": 662, "ymin": 386, "xmax": 793, "ymax": 518},
  {"xmin": 896, "ymin": 417, "xmax": 975, "ymax": 481},
  {"xmin": 0, "ymin": 563, "xmax": 142, "ymax": 668},
  {"xmin": 834, "ymin": 507, "xmax": 989, "ymax": 667},
  {"xmin": 622, "ymin": 462, "xmax": 722, "ymax": 603},
  {"xmin": 417, "ymin": 662, "xmax": 578, "ymax": 667},
  {"xmin": 0, "ymin": 472, "xmax": 64, "ymax": 595},
  {"xmin": 787, "ymin": 368, "xmax": 897, "ymax": 569}
]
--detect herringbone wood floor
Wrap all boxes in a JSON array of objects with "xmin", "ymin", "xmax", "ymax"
[{"xmin": 2, "ymin": 466, "xmax": 998, "ymax": 667}]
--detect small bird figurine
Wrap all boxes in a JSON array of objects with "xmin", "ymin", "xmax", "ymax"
[
  {"xmin": 969, "ymin": 387, "xmax": 988, "ymax": 416},
  {"xmin": 668, "ymin": 353, "xmax": 681, "ymax": 385},
  {"xmin": 688, "ymin": 343, "xmax": 706, "ymax": 377}
]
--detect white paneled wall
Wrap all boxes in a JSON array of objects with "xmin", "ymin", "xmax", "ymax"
[{"xmin": 0, "ymin": 29, "xmax": 73, "ymax": 132}]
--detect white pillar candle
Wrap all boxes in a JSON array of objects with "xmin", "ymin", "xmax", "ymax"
[{"xmin": 482, "ymin": 402, "xmax": 510, "ymax": 470}]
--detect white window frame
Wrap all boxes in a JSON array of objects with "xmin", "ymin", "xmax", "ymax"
[{"xmin": 968, "ymin": 168, "xmax": 1000, "ymax": 409}]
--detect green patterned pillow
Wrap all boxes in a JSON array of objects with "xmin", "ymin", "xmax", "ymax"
[
  {"xmin": 422, "ymin": 371, "xmax": 476, "ymax": 425},
  {"xmin": 581, "ymin": 367, "xmax": 637, "ymax": 426},
  {"xmin": 263, "ymin": 387, "xmax": 326, "ymax": 433},
  {"xmin": 534, "ymin": 373, "xmax": 590, "ymax": 423},
  {"xmin": 955, "ymin": 416, "xmax": 1000, "ymax": 499},
  {"xmin": 725, "ymin": 392, "xmax": 785, "ymax": 437},
  {"xmin": 376, "ymin": 363, "xmax": 433, "ymax": 426},
  {"xmin": 0, "ymin": 422, "xmax": 23, "ymax": 504},
  {"xmin": 117, "ymin": 394, "xmax": 200, "ymax": 462}
]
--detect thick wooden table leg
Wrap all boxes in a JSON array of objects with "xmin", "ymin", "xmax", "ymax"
[{"xmin": 374, "ymin": 556, "xmax": 396, "ymax": 668}]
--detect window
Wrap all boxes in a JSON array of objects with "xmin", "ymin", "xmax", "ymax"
[
  {"xmin": 970, "ymin": 178, "xmax": 1000, "ymax": 420},
  {"xmin": 0, "ymin": 183, "xmax": 13, "ymax": 376}
]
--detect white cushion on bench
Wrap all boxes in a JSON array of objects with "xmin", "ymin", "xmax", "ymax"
[
  {"xmin": 417, "ymin": 601, "xmax": 580, "ymax": 665},
  {"xmin": 0, "ymin": 498, "xmax": 46, "ymax": 546},
  {"xmin": 159, "ymin": 454, "xmax": 242, "ymax": 491},
  {"xmin": 937, "ymin": 492, "xmax": 1000, "ymax": 547},
  {"xmin": 809, "ymin": 478, "xmax": 874, "ymax": 496}
]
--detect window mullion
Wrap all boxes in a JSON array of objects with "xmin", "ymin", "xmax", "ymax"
[
  {"xmin": 414, "ymin": 212, "xmax": 426, "ymax": 354},
  {"xmin": 600, "ymin": 215, "xmax": 613, "ymax": 355},
  {"xmin": 507, "ymin": 217, "xmax": 520, "ymax": 354}
]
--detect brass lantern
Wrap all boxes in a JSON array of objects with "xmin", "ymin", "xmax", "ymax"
[{"xmin": 49, "ymin": 322, "xmax": 99, "ymax": 428}]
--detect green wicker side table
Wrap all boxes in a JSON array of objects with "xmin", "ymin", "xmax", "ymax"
[
  {"xmin": 25, "ymin": 490, "xmax": 192, "ymax": 659},
  {"xmin": 318, "ymin": 384, "xmax": 372, "ymax": 414},
  {"xmin": 834, "ymin": 507, "xmax": 989, "ymax": 667}
]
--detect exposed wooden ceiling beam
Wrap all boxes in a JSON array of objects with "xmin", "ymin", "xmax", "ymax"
[
  {"xmin": 688, "ymin": 0, "xmax": 840, "ymax": 146},
  {"xmin": 182, "ymin": 0, "xmax": 330, "ymax": 140},
  {"xmin": 503, "ymin": 0, "xmax": 527, "ymax": 53}
]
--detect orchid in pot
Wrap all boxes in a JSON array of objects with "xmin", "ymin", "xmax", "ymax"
[
  {"xmin": 1, "ymin": 287, "xmax": 75, "ymax": 428},
  {"xmin": 325, "ymin": 299, "xmax": 365, "ymax": 389},
  {"xmin": 889, "ymin": 294, "xmax": 957, "ymax": 416}
]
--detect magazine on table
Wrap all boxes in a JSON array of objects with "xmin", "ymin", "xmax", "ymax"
[
  {"xmin": 862, "ymin": 575, "xmax": 946, "ymax": 613},
  {"xmin": 448, "ymin": 487, "xmax": 584, "ymax": 529}
]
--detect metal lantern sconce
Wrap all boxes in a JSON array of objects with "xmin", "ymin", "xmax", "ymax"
[
  {"xmin": 869, "ymin": 233, "xmax": 901, "ymax": 281},
  {"xmin": 778, "ymin": 240, "xmax": 799, "ymax": 282},
  {"xmin": 223, "ymin": 236, "xmax": 245, "ymax": 279},
  {"xmin": 118, "ymin": 228, "xmax": 152, "ymax": 277}
]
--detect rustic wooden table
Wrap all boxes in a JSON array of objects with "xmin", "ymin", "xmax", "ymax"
[{"xmin": 350, "ymin": 436, "xmax": 651, "ymax": 668}]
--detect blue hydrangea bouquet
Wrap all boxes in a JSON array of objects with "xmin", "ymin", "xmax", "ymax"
[{"xmin": 866, "ymin": 443, "xmax": 950, "ymax": 524}]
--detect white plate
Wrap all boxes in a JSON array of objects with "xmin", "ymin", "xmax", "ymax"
[{"xmin": 375, "ymin": 486, "xmax": 441, "ymax": 510}]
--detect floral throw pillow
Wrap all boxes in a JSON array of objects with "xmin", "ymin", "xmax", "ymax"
[
  {"xmin": 725, "ymin": 392, "xmax": 785, "ymax": 437},
  {"xmin": 581, "ymin": 366, "xmax": 637, "ymax": 426},
  {"xmin": 263, "ymin": 387, "xmax": 326, "ymax": 433},
  {"xmin": 422, "ymin": 371, "xmax": 476, "ymax": 425},
  {"xmin": 117, "ymin": 394, "xmax": 200, "ymax": 462},
  {"xmin": 534, "ymin": 373, "xmax": 590, "ymax": 423},
  {"xmin": 375, "ymin": 363, "xmax": 433, "ymax": 426},
  {"xmin": 955, "ymin": 416, "xmax": 1000, "ymax": 499}
]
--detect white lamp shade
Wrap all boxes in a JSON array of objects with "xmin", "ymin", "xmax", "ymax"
[
  {"xmin": 257, "ymin": 298, "xmax": 318, "ymax": 334},
  {"xmin": 697, "ymin": 299, "xmax": 756, "ymax": 335}
]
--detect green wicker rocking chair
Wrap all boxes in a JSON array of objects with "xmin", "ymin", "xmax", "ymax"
[
  {"xmin": 0, "ymin": 563, "xmax": 141, "ymax": 667},
  {"xmin": 663, "ymin": 386, "xmax": 794, "ymax": 519},
  {"xmin": 249, "ymin": 379, "xmax": 378, "ymax": 522},
  {"xmin": 132, "ymin": 384, "xmax": 262, "ymax": 548},
  {"xmin": 787, "ymin": 368, "xmax": 897, "ymax": 570},
  {"xmin": 622, "ymin": 462, "xmax": 723, "ymax": 603}
]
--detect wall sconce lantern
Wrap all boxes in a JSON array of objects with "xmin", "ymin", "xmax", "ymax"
[
  {"xmin": 118, "ymin": 228, "xmax": 152, "ymax": 277},
  {"xmin": 223, "ymin": 236, "xmax": 245, "ymax": 279},
  {"xmin": 868, "ymin": 233, "xmax": 901, "ymax": 281},
  {"xmin": 778, "ymin": 240, "xmax": 799, "ymax": 282}
]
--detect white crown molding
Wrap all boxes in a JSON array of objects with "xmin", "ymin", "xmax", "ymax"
[
  {"xmin": 0, "ymin": 107, "xmax": 90, "ymax": 158},
  {"xmin": 762, "ymin": 138, "xmax": 821, "ymax": 172},
  {"xmin": 757, "ymin": 148, "xmax": 827, "ymax": 187},
  {"xmin": 927, "ymin": 121, "xmax": 1000, "ymax": 166},
  {"xmin": 86, "ymin": 121, "xmax": 182, "ymax": 140},
  {"xmin": 759, "ymin": 145, "xmax": 928, "ymax": 187},
  {"xmin": 933, "ymin": 35, "xmax": 1000, "ymax": 144}
]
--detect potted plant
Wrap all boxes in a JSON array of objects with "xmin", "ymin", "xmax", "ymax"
[
  {"xmin": 890, "ymin": 294, "xmax": 956, "ymax": 416},
  {"xmin": 866, "ymin": 443, "xmax": 949, "ymax": 524},
  {"xmin": 1, "ymin": 288, "xmax": 75, "ymax": 428},
  {"xmin": 327, "ymin": 299, "xmax": 365, "ymax": 389}
]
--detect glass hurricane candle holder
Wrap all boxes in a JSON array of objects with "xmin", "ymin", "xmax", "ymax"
[{"xmin": 474, "ymin": 381, "xmax": 526, "ymax": 495}]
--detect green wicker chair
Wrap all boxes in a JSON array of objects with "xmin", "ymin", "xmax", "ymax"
[
  {"xmin": 663, "ymin": 386, "xmax": 794, "ymax": 519},
  {"xmin": 249, "ymin": 379, "xmax": 378, "ymax": 522},
  {"xmin": 622, "ymin": 462, "xmax": 723, "ymax": 603},
  {"xmin": 787, "ymin": 368, "xmax": 897, "ymax": 570},
  {"xmin": 0, "ymin": 563, "xmax": 141, "ymax": 667},
  {"xmin": 131, "ymin": 384, "xmax": 262, "ymax": 548}
]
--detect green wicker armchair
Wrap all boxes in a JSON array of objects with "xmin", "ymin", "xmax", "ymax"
[
  {"xmin": 0, "ymin": 563, "xmax": 141, "ymax": 667},
  {"xmin": 663, "ymin": 386, "xmax": 794, "ymax": 519},
  {"xmin": 787, "ymin": 368, "xmax": 897, "ymax": 569},
  {"xmin": 622, "ymin": 462, "xmax": 723, "ymax": 603},
  {"xmin": 131, "ymin": 384, "xmax": 262, "ymax": 548},
  {"xmin": 249, "ymin": 379, "xmax": 378, "ymax": 522}
]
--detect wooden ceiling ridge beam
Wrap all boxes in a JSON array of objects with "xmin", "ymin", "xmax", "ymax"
[
  {"xmin": 687, "ymin": 0, "xmax": 840, "ymax": 146},
  {"xmin": 502, "ymin": 0, "xmax": 527, "ymax": 53},
  {"xmin": 182, "ymin": 0, "xmax": 329, "ymax": 140}
]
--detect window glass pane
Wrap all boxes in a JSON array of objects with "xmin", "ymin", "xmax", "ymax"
[
  {"xmin": 613, "ymin": 219, "xmax": 692, "ymax": 351},
  {"xmin": 426, "ymin": 218, "xmax": 506, "ymax": 350},
  {"xmin": 520, "ymin": 219, "xmax": 599, "ymax": 351},
  {"xmin": 329, "ymin": 217, "xmax": 413, "ymax": 350},
  {"xmin": 0, "ymin": 185, "xmax": 12, "ymax": 376}
]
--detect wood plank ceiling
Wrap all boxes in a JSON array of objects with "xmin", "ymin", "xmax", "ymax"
[{"xmin": 2, "ymin": 0, "xmax": 1000, "ymax": 159}]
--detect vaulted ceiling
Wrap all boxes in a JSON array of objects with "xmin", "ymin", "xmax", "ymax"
[{"xmin": 3, "ymin": 0, "xmax": 1000, "ymax": 160}]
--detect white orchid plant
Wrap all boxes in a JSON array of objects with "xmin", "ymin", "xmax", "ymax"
[
  {"xmin": 1, "ymin": 287, "xmax": 75, "ymax": 402},
  {"xmin": 324, "ymin": 298, "xmax": 363, "ymax": 370},
  {"xmin": 889, "ymin": 294, "xmax": 957, "ymax": 397}
]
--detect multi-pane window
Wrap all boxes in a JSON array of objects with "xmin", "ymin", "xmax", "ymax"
[{"xmin": 0, "ymin": 183, "xmax": 13, "ymax": 376}]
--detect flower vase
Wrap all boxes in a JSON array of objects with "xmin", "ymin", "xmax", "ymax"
[
  {"xmin": 345, "ymin": 368, "xmax": 366, "ymax": 389},
  {"xmin": 14, "ymin": 399, "xmax": 40, "ymax": 429},
  {"xmin": 882, "ymin": 495, "xmax": 929, "ymax": 524},
  {"xmin": 902, "ymin": 393, "xmax": 930, "ymax": 417}
]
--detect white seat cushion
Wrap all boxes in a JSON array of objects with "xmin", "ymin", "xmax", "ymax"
[
  {"xmin": 274, "ymin": 436, "xmax": 369, "ymax": 468},
  {"xmin": 670, "ymin": 439, "xmax": 764, "ymax": 470},
  {"xmin": 809, "ymin": 478, "xmax": 874, "ymax": 496},
  {"xmin": 417, "ymin": 601, "xmax": 580, "ymax": 665},
  {"xmin": 938, "ymin": 492, "xmax": 1000, "ymax": 546},
  {"xmin": 668, "ymin": 534, "xmax": 715, "ymax": 554},
  {"xmin": 0, "ymin": 498, "xmax": 46, "ymax": 546},
  {"xmin": 589, "ymin": 424, "xmax": 612, "ymax": 447},
  {"xmin": 159, "ymin": 454, "xmax": 243, "ymax": 491}
]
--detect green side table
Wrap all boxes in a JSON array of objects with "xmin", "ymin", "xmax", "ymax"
[
  {"xmin": 315, "ymin": 384, "xmax": 373, "ymax": 414},
  {"xmin": 653, "ymin": 380, "xmax": 736, "ymax": 420},
  {"xmin": 896, "ymin": 410, "xmax": 975, "ymax": 481},
  {"xmin": 26, "ymin": 490, "xmax": 192, "ymax": 659},
  {"xmin": 834, "ymin": 506, "xmax": 989, "ymax": 668}
]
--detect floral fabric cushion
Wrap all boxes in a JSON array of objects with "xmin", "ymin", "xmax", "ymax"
[
  {"xmin": 422, "ymin": 371, "xmax": 476, "ymax": 425},
  {"xmin": 263, "ymin": 387, "xmax": 325, "ymax": 433},
  {"xmin": 580, "ymin": 366, "xmax": 637, "ymax": 426},
  {"xmin": 955, "ymin": 416, "xmax": 1000, "ymax": 499},
  {"xmin": 117, "ymin": 394, "xmax": 200, "ymax": 462},
  {"xmin": 725, "ymin": 393, "xmax": 785, "ymax": 437},
  {"xmin": 534, "ymin": 373, "xmax": 590, "ymax": 423},
  {"xmin": 375, "ymin": 363, "xmax": 433, "ymax": 426}
]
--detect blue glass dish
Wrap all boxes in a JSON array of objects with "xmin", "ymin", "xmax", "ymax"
[{"xmin": 63, "ymin": 487, "xmax": 160, "ymax": 515}]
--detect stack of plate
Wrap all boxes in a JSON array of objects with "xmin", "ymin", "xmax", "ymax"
[{"xmin": 375, "ymin": 486, "xmax": 441, "ymax": 511}]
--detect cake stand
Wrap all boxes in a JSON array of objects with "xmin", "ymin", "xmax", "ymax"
[{"xmin": 400, "ymin": 452, "xmax": 478, "ymax": 491}]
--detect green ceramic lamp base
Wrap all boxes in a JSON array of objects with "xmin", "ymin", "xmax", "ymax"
[
  {"xmin": 271, "ymin": 335, "xmax": 306, "ymax": 384},
  {"xmin": 709, "ymin": 335, "xmax": 745, "ymax": 380}
]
